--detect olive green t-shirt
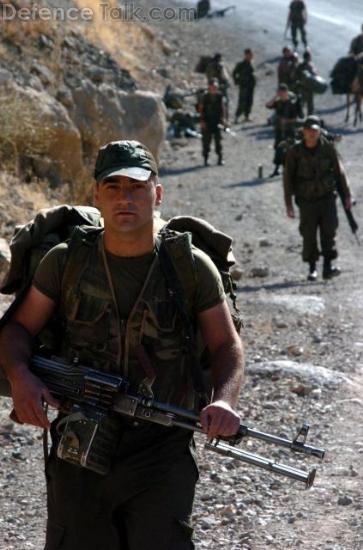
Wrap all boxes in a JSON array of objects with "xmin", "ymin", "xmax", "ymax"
[{"xmin": 33, "ymin": 241, "xmax": 225, "ymax": 319}]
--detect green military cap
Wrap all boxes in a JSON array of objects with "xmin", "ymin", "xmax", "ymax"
[
  {"xmin": 94, "ymin": 140, "xmax": 158, "ymax": 183},
  {"xmin": 303, "ymin": 116, "xmax": 322, "ymax": 130}
]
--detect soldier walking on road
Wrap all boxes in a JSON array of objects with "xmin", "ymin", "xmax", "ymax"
[
  {"xmin": 284, "ymin": 116, "xmax": 352, "ymax": 281},
  {"xmin": 296, "ymin": 49, "xmax": 317, "ymax": 115},
  {"xmin": 199, "ymin": 79, "xmax": 228, "ymax": 166},
  {"xmin": 287, "ymin": 0, "xmax": 308, "ymax": 50},
  {"xmin": 232, "ymin": 49, "xmax": 256, "ymax": 123},
  {"xmin": 266, "ymin": 83, "xmax": 303, "ymax": 177}
]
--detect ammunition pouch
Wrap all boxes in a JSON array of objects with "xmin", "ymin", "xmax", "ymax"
[{"xmin": 55, "ymin": 406, "xmax": 121, "ymax": 475}]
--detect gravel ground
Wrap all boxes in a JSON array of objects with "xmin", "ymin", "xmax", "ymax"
[{"xmin": 1, "ymin": 3, "xmax": 363, "ymax": 549}]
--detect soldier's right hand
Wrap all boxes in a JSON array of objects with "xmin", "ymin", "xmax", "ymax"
[
  {"xmin": 9, "ymin": 365, "xmax": 59, "ymax": 429},
  {"xmin": 287, "ymin": 206, "xmax": 295, "ymax": 218}
]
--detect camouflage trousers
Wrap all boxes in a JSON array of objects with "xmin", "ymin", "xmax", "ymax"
[
  {"xmin": 44, "ymin": 422, "xmax": 198, "ymax": 550},
  {"xmin": 291, "ymin": 22, "xmax": 307, "ymax": 48},
  {"xmin": 298, "ymin": 193, "xmax": 338, "ymax": 263},
  {"xmin": 202, "ymin": 125, "xmax": 223, "ymax": 160},
  {"xmin": 235, "ymin": 86, "xmax": 255, "ymax": 119}
]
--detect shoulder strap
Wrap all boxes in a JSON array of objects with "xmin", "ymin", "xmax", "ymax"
[
  {"xmin": 155, "ymin": 232, "xmax": 209, "ymax": 408},
  {"xmin": 61, "ymin": 226, "xmax": 103, "ymax": 304}
]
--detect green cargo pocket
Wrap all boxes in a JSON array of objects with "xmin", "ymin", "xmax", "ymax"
[{"xmin": 44, "ymin": 519, "xmax": 65, "ymax": 550}]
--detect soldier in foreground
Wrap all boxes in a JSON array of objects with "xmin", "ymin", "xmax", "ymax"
[
  {"xmin": 232, "ymin": 48, "xmax": 256, "ymax": 123},
  {"xmin": 0, "ymin": 140, "xmax": 244, "ymax": 549},
  {"xmin": 199, "ymin": 79, "xmax": 228, "ymax": 166},
  {"xmin": 284, "ymin": 116, "xmax": 352, "ymax": 281}
]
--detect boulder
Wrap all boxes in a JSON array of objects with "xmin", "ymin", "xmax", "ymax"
[
  {"xmin": 71, "ymin": 80, "xmax": 166, "ymax": 163},
  {"xmin": 0, "ymin": 84, "xmax": 83, "ymax": 184},
  {"xmin": 0, "ymin": 238, "xmax": 10, "ymax": 280}
]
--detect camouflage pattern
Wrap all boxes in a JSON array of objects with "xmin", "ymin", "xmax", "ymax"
[{"xmin": 61, "ymin": 232, "xmax": 196, "ymax": 410}]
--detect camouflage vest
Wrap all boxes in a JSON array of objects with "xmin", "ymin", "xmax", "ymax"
[
  {"xmin": 293, "ymin": 138, "xmax": 338, "ymax": 202},
  {"xmin": 60, "ymin": 227, "xmax": 197, "ymax": 410}
]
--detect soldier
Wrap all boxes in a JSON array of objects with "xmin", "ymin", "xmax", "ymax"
[
  {"xmin": 196, "ymin": 0, "xmax": 211, "ymax": 19},
  {"xmin": 284, "ymin": 116, "xmax": 352, "ymax": 280},
  {"xmin": 287, "ymin": 0, "xmax": 308, "ymax": 50},
  {"xmin": 232, "ymin": 48, "xmax": 256, "ymax": 123},
  {"xmin": 296, "ymin": 49, "xmax": 317, "ymax": 115},
  {"xmin": 349, "ymin": 24, "xmax": 363, "ymax": 55},
  {"xmin": 266, "ymin": 83, "xmax": 303, "ymax": 177},
  {"xmin": 199, "ymin": 78, "xmax": 228, "ymax": 166},
  {"xmin": 205, "ymin": 53, "xmax": 231, "ymax": 105},
  {"xmin": 278, "ymin": 48, "xmax": 301, "ymax": 97},
  {"xmin": 0, "ymin": 140, "xmax": 244, "ymax": 549}
]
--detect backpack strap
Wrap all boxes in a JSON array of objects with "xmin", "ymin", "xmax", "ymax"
[
  {"xmin": 60, "ymin": 226, "xmax": 103, "ymax": 307},
  {"xmin": 155, "ymin": 233, "xmax": 210, "ymax": 409}
]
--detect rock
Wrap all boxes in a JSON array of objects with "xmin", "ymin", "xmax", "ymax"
[
  {"xmin": 234, "ymin": 214, "xmax": 243, "ymax": 221},
  {"xmin": 337, "ymin": 496, "xmax": 353, "ymax": 506},
  {"xmin": 56, "ymin": 87, "xmax": 74, "ymax": 109},
  {"xmin": 71, "ymin": 81, "xmax": 166, "ymax": 163},
  {"xmin": 287, "ymin": 344, "xmax": 304, "ymax": 357},
  {"xmin": 272, "ymin": 317, "xmax": 288, "ymax": 329},
  {"xmin": 247, "ymin": 360, "xmax": 351, "ymax": 387},
  {"xmin": 230, "ymin": 267, "xmax": 244, "ymax": 281},
  {"xmin": 250, "ymin": 266, "xmax": 269, "ymax": 278},
  {"xmin": 259, "ymin": 238, "xmax": 272, "ymax": 247},
  {"xmin": 1, "ymin": 84, "xmax": 83, "ymax": 185},
  {"xmin": 0, "ymin": 68, "xmax": 13, "ymax": 87},
  {"xmin": 31, "ymin": 63, "xmax": 54, "ymax": 86},
  {"xmin": 0, "ymin": 238, "xmax": 11, "ymax": 279},
  {"xmin": 258, "ymin": 294, "xmax": 325, "ymax": 316},
  {"xmin": 290, "ymin": 384, "xmax": 312, "ymax": 396}
]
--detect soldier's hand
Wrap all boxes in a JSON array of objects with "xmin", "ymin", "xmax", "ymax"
[
  {"xmin": 200, "ymin": 400, "xmax": 240, "ymax": 440},
  {"xmin": 287, "ymin": 206, "xmax": 295, "ymax": 218},
  {"xmin": 9, "ymin": 366, "xmax": 59, "ymax": 429},
  {"xmin": 345, "ymin": 196, "xmax": 352, "ymax": 210}
]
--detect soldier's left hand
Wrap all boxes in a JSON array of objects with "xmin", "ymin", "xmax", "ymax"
[
  {"xmin": 200, "ymin": 400, "xmax": 240, "ymax": 440},
  {"xmin": 345, "ymin": 196, "xmax": 352, "ymax": 210}
]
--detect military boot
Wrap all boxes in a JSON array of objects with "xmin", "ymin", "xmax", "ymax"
[
  {"xmin": 307, "ymin": 262, "xmax": 317, "ymax": 282},
  {"xmin": 322, "ymin": 259, "xmax": 341, "ymax": 280},
  {"xmin": 204, "ymin": 156, "xmax": 209, "ymax": 167},
  {"xmin": 217, "ymin": 155, "xmax": 225, "ymax": 166}
]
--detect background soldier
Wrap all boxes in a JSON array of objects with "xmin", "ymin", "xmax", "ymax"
[
  {"xmin": 0, "ymin": 140, "xmax": 244, "ymax": 549},
  {"xmin": 266, "ymin": 83, "xmax": 303, "ymax": 176},
  {"xmin": 232, "ymin": 48, "xmax": 256, "ymax": 123},
  {"xmin": 296, "ymin": 49, "xmax": 317, "ymax": 114},
  {"xmin": 199, "ymin": 79, "xmax": 228, "ymax": 166},
  {"xmin": 196, "ymin": 0, "xmax": 211, "ymax": 19},
  {"xmin": 284, "ymin": 116, "xmax": 352, "ymax": 281},
  {"xmin": 287, "ymin": 0, "xmax": 308, "ymax": 50},
  {"xmin": 205, "ymin": 53, "xmax": 231, "ymax": 108},
  {"xmin": 349, "ymin": 24, "xmax": 363, "ymax": 55}
]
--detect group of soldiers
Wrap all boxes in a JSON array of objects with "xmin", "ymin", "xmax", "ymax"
[{"xmin": 171, "ymin": 4, "xmax": 361, "ymax": 282}]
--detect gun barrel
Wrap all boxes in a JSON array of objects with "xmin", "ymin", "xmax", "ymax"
[
  {"xmin": 238, "ymin": 426, "xmax": 325, "ymax": 459},
  {"xmin": 205, "ymin": 441, "xmax": 316, "ymax": 488}
]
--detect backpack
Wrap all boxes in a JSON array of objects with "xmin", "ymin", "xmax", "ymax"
[{"xmin": 0, "ymin": 207, "xmax": 242, "ymax": 403}]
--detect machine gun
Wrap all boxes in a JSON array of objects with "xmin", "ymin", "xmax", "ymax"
[
  {"xmin": 0, "ymin": 355, "xmax": 325, "ymax": 486},
  {"xmin": 207, "ymin": 5, "xmax": 236, "ymax": 18}
]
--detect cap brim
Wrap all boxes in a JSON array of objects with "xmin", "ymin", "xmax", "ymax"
[
  {"xmin": 97, "ymin": 167, "xmax": 152, "ymax": 183},
  {"xmin": 304, "ymin": 125, "xmax": 320, "ymax": 130}
]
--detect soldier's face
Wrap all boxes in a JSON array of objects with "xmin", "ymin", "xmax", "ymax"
[
  {"xmin": 94, "ymin": 175, "xmax": 163, "ymax": 234},
  {"xmin": 303, "ymin": 127, "xmax": 320, "ymax": 147}
]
